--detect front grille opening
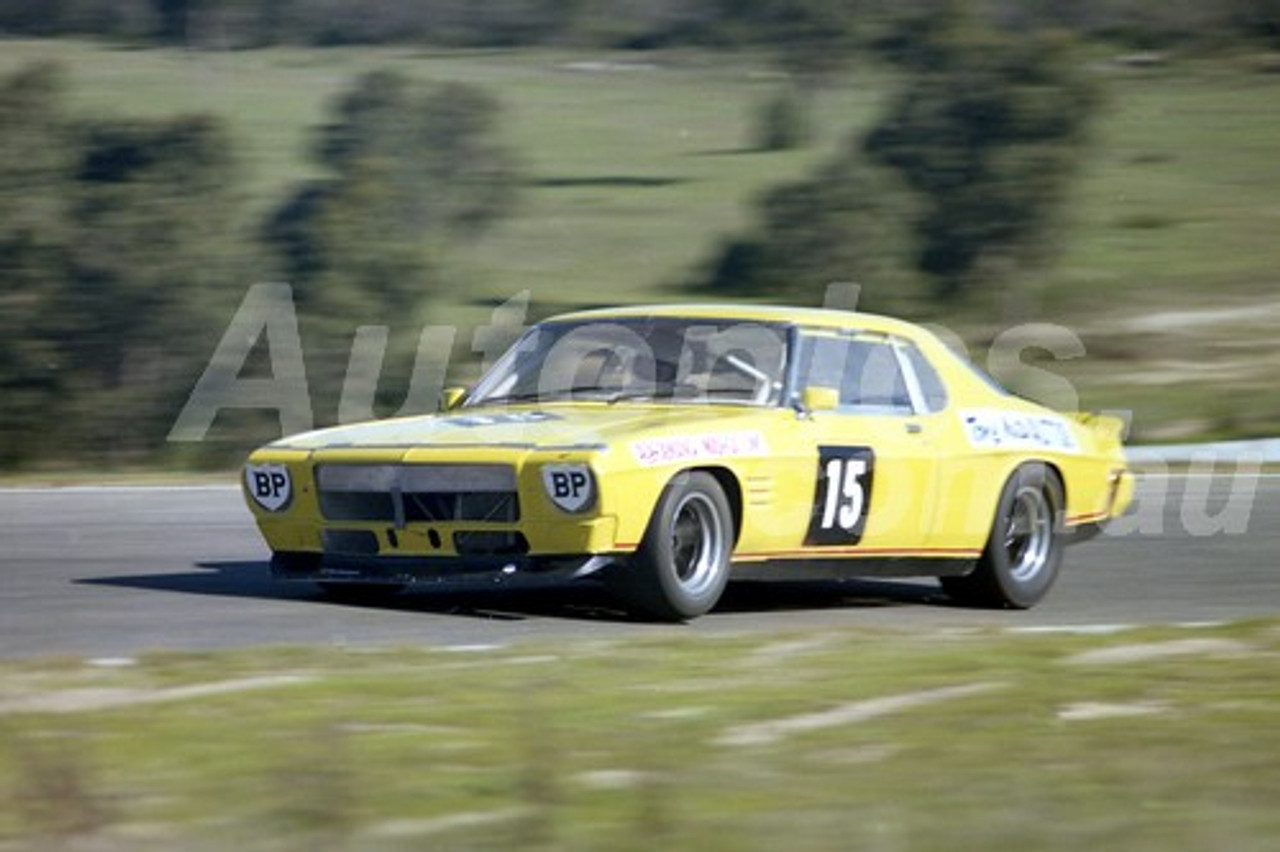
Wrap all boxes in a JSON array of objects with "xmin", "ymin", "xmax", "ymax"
[
  {"xmin": 315, "ymin": 464, "xmax": 520, "ymax": 524},
  {"xmin": 320, "ymin": 491, "xmax": 395, "ymax": 522},
  {"xmin": 453, "ymin": 531, "xmax": 529, "ymax": 556},
  {"xmin": 403, "ymin": 492, "xmax": 519, "ymax": 523},
  {"xmin": 322, "ymin": 529, "xmax": 380, "ymax": 556}
]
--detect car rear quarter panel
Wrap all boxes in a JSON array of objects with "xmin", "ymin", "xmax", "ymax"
[{"xmin": 914, "ymin": 329, "xmax": 1131, "ymax": 540}]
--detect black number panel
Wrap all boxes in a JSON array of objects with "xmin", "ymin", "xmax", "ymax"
[{"xmin": 805, "ymin": 446, "xmax": 876, "ymax": 547}]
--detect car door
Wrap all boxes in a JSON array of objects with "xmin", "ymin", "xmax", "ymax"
[{"xmin": 793, "ymin": 331, "xmax": 940, "ymax": 554}]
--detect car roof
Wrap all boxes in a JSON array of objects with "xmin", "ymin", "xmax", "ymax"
[
  {"xmin": 546, "ymin": 303, "xmax": 927, "ymax": 339},
  {"xmin": 541, "ymin": 302, "xmax": 1013, "ymax": 406}
]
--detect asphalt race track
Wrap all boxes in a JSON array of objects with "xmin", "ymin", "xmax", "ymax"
[{"xmin": 1, "ymin": 473, "xmax": 1277, "ymax": 660}]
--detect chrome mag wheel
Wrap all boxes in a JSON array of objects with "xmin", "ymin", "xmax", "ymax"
[
  {"xmin": 1005, "ymin": 484, "xmax": 1053, "ymax": 584},
  {"xmin": 670, "ymin": 490, "xmax": 729, "ymax": 599}
]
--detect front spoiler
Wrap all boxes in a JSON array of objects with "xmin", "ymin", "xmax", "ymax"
[{"xmin": 271, "ymin": 551, "xmax": 619, "ymax": 588}]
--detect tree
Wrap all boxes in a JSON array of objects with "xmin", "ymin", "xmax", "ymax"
[
  {"xmin": 0, "ymin": 0, "xmax": 65, "ymax": 35},
  {"xmin": 1229, "ymin": 0, "xmax": 1280, "ymax": 49},
  {"xmin": 0, "ymin": 62, "xmax": 243, "ymax": 467},
  {"xmin": 759, "ymin": 0, "xmax": 861, "ymax": 81},
  {"xmin": 0, "ymin": 64, "xmax": 74, "ymax": 466},
  {"xmin": 272, "ymin": 70, "xmax": 523, "ymax": 300},
  {"xmin": 64, "ymin": 115, "xmax": 241, "ymax": 453},
  {"xmin": 737, "ymin": 0, "xmax": 862, "ymax": 149},
  {"xmin": 864, "ymin": 5, "xmax": 1099, "ymax": 299},
  {"xmin": 700, "ymin": 147, "xmax": 909, "ymax": 305},
  {"xmin": 155, "ymin": 0, "xmax": 197, "ymax": 43},
  {"xmin": 263, "ymin": 71, "xmax": 523, "ymax": 422},
  {"xmin": 313, "ymin": 75, "xmax": 522, "ymax": 243}
]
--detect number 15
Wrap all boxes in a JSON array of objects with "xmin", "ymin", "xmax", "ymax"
[{"xmin": 821, "ymin": 456, "xmax": 868, "ymax": 532}]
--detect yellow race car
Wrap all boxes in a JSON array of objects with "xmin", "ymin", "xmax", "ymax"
[{"xmin": 243, "ymin": 304, "xmax": 1133, "ymax": 620}]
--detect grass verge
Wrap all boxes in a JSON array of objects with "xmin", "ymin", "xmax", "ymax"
[{"xmin": 2, "ymin": 620, "xmax": 1278, "ymax": 850}]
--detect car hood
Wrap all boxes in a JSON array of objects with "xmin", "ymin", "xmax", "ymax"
[{"xmin": 269, "ymin": 404, "xmax": 775, "ymax": 454}]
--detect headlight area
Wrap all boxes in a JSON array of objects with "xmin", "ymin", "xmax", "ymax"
[
  {"xmin": 242, "ymin": 454, "xmax": 321, "ymax": 554},
  {"xmin": 540, "ymin": 462, "xmax": 597, "ymax": 514},
  {"xmin": 244, "ymin": 459, "xmax": 298, "ymax": 514},
  {"xmin": 528, "ymin": 460, "xmax": 626, "ymax": 555}
]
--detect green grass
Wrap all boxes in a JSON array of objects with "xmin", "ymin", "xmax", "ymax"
[
  {"xmin": 3, "ymin": 41, "xmax": 1280, "ymax": 440},
  {"xmin": 2, "ymin": 621, "xmax": 1279, "ymax": 850},
  {"xmin": 1057, "ymin": 62, "xmax": 1280, "ymax": 305}
]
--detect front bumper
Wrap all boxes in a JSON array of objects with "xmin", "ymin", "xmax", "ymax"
[
  {"xmin": 246, "ymin": 449, "xmax": 629, "ymax": 575},
  {"xmin": 255, "ymin": 513, "xmax": 621, "ymax": 561}
]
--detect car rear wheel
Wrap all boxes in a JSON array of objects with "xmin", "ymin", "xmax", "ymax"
[
  {"xmin": 942, "ymin": 462, "xmax": 1064, "ymax": 609},
  {"xmin": 615, "ymin": 471, "xmax": 734, "ymax": 621}
]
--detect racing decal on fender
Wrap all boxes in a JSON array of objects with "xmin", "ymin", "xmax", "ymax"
[
  {"xmin": 245, "ymin": 463, "xmax": 293, "ymax": 512},
  {"xmin": 805, "ymin": 446, "xmax": 875, "ymax": 546},
  {"xmin": 631, "ymin": 430, "xmax": 768, "ymax": 467},
  {"xmin": 960, "ymin": 409, "xmax": 1079, "ymax": 453},
  {"xmin": 542, "ymin": 463, "xmax": 595, "ymax": 513}
]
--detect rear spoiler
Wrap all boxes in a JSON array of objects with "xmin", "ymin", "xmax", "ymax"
[{"xmin": 1069, "ymin": 412, "xmax": 1128, "ymax": 454}]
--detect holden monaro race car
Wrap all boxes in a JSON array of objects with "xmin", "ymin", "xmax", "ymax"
[{"xmin": 243, "ymin": 305, "xmax": 1133, "ymax": 620}]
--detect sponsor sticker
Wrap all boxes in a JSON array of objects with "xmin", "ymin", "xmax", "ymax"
[
  {"xmin": 245, "ymin": 463, "xmax": 293, "ymax": 512},
  {"xmin": 960, "ymin": 409, "xmax": 1079, "ymax": 454},
  {"xmin": 806, "ymin": 446, "xmax": 875, "ymax": 547},
  {"xmin": 631, "ymin": 430, "xmax": 768, "ymax": 467},
  {"xmin": 542, "ymin": 463, "xmax": 595, "ymax": 513}
]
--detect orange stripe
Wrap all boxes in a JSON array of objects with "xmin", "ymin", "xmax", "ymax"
[
  {"xmin": 735, "ymin": 547, "xmax": 982, "ymax": 560},
  {"xmin": 613, "ymin": 543, "xmax": 981, "ymax": 559}
]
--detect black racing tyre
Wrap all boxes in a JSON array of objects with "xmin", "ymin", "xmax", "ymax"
[
  {"xmin": 941, "ymin": 462, "xmax": 1065, "ymax": 609},
  {"xmin": 614, "ymin": 471, "xmax": 734, "ymax": 622}
]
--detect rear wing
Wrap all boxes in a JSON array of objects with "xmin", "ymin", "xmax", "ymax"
[{"xmin": 1070, "ymin": 412, "xmax": 1129, "ymax": 456}]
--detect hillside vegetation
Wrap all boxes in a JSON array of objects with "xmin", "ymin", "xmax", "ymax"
[{"xmin": 2, "ymin": 38, "xmax": 1279, "ymax": 467}]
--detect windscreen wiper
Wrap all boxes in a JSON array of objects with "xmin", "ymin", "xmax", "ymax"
[{"xmin": 471, "ymin": 385, "xmax": 627, "ymax": 406}]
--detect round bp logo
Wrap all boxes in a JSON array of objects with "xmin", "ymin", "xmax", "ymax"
[
  {"xmin": 541, "ymin": 464, "xmax": 594, "ymax": 514},
  {"xmin": 245, "ymin": 463, "xmax": 293, "ymax": 512}
]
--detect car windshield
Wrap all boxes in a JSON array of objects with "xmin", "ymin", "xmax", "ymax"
[{"xmin": 466, "ymin": 317, "xmax": 790, "ymax": 407}]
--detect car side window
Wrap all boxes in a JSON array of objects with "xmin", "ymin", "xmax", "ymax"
[
  {"xmin": 795, "ymin": 333, "xmax": 914, "ymax": 415},
  {"xmin": 842, "ymin": 339, "xmax": 912, "ymax": 412},
  {"xmin": 798, "ymin": 335, "xmax": 847, "ymax": 391},
  {"xmin": 900, "ymin": 342, "xmax": 948, "ymax": 413}
]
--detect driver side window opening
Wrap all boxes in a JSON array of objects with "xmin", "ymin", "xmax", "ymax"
[
  {"xmin": 850, "ymin": 340, "xmax": 910, "ymax": 410},
  {"xmin": 573, "ymin": 348, "xmax": 629, "ymax": 393},
  {"xmin": 795, "ymin": 331, "xmax": 930, "ymax": 416},
  {"xmin": 900, "ymin": 341, "xmax": 948, "ymax": 413}
]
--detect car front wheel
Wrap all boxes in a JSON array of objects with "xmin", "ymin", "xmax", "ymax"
[{"xmin": 615, "ymin": 471, "xmax": 734, "ymax": 621}]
